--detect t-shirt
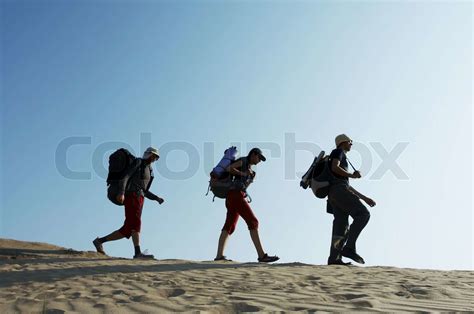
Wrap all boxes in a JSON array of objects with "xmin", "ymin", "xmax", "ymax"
[
  {"xmin": 230, "ymin": 157, "xmax": 254, "ymax": 191},
  {"xmin": 118, "ymin": 158, "xmax": 154, "ymax": 196},
  {"xmin": 232, "ymin": 157, "xmax": 251, "ymax": 181},
  {"xmin": 329, "ymin": 148, "xmax": 348, "ymax": 182}
]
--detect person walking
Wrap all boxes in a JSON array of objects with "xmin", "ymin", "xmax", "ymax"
[
  {"xmin": 327, "ymin": 135, "xmax": 376, "ymax": 265},
  {"xmin": 93, "ymin": 147, "xmax": 164, "ymax": 259},
  {"xmin": 214, "ymin": 148, "xmax": 279, "ymax": 263}
]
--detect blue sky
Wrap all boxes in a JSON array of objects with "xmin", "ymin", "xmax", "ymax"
[{"xmin": 1, "ymin": 1, "xmax": 472, "ymax": 270}]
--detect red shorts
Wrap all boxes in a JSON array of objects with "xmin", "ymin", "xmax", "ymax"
[
  {"xmin": 118, "ymin": 193, "xmax": 144, "ymax": 238},
  {"xmin": 222, "ymin": 190, "xmax": 259, "ymax": 235}
]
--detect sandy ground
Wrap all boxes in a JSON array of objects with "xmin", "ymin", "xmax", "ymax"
[{"xmin": 0, "ymin": 238, "xmax": 472, "ymax": 313}]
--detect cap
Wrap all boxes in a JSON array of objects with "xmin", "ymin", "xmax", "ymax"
[
  {"xmin": 248, "ymin": 147, "xmax": 266, "ymax": 162},
  {"xmin": 143, "ymin": 147, "xmax": 160, "ymax": 159},
  {"xmin": 335, "ymin": 134, "xmax": 352, "ymax": 147}
]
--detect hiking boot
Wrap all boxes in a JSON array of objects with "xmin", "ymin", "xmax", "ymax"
[
  {"xmin": 327, "ymin": 258, "xmax": 352, "ymax": 266},
  {"xmin": 93, "ymin": 237, "xmax": 105, "ymax": 255},
  {"xmin": 258, "ymin": 253, "xmax": 280, "ymax": 263},
  {"xmin": 214, "ymin": 256, "xmax": 233, "ymax": 261},
  {"xmin": 341, "ymin": 247, "xmax": 365, "ymax": 264},
  {"xmin": 133, "ymin": 252, "xmax": 155, "ymax": 259}
]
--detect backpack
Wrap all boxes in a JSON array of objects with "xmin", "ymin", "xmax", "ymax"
[
  {"xmin": 106, "ymin": 148, "xmax": 136, "ymax": 205},
  {"xmin": 206, "ymin": 147, "xmax": 252, "ymax": 202},
  {"xmin": 300, "ymin": 151, "xmax": 335, "ymax": 199}
]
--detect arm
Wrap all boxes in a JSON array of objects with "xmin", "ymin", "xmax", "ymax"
[
  {"xmin": 227, "ymin": 160, "xmax": 247, "ymax": 177},
  {"xmin": 349, "ymin": 185, "xmax": 376, "ymax": 207},
  {"xmin": 117, "ymin": 158, "xmax": 142, "ymax": 195},
  {"xmin": 348, "ymin": 185, "xmax": 367, "ymax": 199},
  {"xmin": 145, "ymin": 190, "xmax": 163, "ymax": 204},
  {"xmin": 144, "ymin": 190, "xmax": 158, "ymax": 200},
  {"xmin": 331, "ymin": 159, "xmax": 355, "ymax": 178}
]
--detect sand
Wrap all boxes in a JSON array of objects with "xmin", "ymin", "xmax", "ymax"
[{"xmin": 0, "ymin": 239, "xmax": 472, "ymax": 313}]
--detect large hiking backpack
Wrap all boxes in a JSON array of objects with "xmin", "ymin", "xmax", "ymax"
[
  {"xmin": 206, "ymin": 147, "xmax": 253, "ymax": 202},
  {"xmin": 207, "ymin": 146, "xmax": 238, "ymax": 201},
  {"xmin": 300, "ymin": 151, "xmax": 335, "ymax": 199},
  {"xmin": 106, "ymin": 148, "xmax": 136, "ymax": 205}
]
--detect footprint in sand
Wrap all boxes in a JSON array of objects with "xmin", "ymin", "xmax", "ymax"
[
  {"xmin": 232, "ymin": 302, "xmax": 262, "ymax": 312},
  {"xmin": 351, "ymin": 300, "xmax": 375, "ymax": 308},
  {"xmin": 338, "ymin": 293, "xmax": 369, "ymax": 300},
  {"xmin": 155, "ymin": 288, "xmax": 186, "ymax": 298},
  {"xmin": 130, "ymin": 295, "xmax": 153, "ymax": 302},
  {"xmin": 44, "ymin": 309, "xmax": 65, "ymax": 314},
  {"xmin": 70, "ymin": 292, "xmax": 81, "ymax": 299},
  {"xmin": 93, "ymin": 303, "xmax": 106, "ymax": 309},
  {"xmin": 112, "ymin": 289, "xmax": 127, "ymax": 295}
]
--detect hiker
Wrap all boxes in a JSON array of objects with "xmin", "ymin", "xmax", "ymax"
[
  {"xmin": 93, "ymin": 147, "xmax": 164, "ymax": 259},
  {"xmin": 214, "ymin": 148, "xmax": 279, "ymax": 263},
  {"xmin": 327, "ymin": 134, "xmax": 376, "ymax": 265}
]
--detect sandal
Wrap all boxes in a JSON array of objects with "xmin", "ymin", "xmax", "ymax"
[
  {"xmin": 214, "ymin": 256, "xmax": 232, "ymax": 261},
  {"xmin": 258, "ymin": 253, "xmax": 279, "ymax": 263}
]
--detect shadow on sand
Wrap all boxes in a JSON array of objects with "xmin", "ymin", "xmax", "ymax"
[{"xmin": 0, "ymin": 248, "xmax": 313, "ymax": 288}]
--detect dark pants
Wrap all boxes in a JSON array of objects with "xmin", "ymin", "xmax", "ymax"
[{"xmin": 327, "ymin": 184, "xmax": 370, "ymax": 261}]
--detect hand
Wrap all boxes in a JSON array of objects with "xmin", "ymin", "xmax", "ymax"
[
  {"xmin": 351, "ymin": 171, "xmax": 361, "ymax": 179},
  {"xmin": 116, "ymin": 194, "xmax": 125, "ymax": 204},
  {"xmin": 248, "ymin": 170, "xmax": 255, "ymax": 179},
  {"xmin": 363, "ymin": 197, "xmax": 376, "ymax": 207},
  {"xmin": 156, "ymin": 197, "xmax": 164, "ymax": 205}
]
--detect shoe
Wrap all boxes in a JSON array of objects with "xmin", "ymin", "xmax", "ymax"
[
  {"xmin": 93, "ymin": 237, "xmax": 105, "ymax": 255},
  {"xmin": 133, "ymin": 252, "xmax": 155, "ymax": 259},
  {"xmin": 341, "ymin": 247, "xmax": 365, "ymax": 264},
  {"xmin": 327, "ymin": 259, "xmax": 352, "ymax": 266},
  {"xmin": 258, "ymin": 253, "xmax": 280, "ymax": 263},
  {"xmin": 214, "ymin": 256, "xmax": 233, "ymax": 261}
]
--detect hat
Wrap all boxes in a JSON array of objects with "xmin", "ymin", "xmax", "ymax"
[
  {"xmin": 248, "ymin": 148, "xmax": 266, "ymax": 162},
  {"xmin": 335, "ymin": 134, "xmax": 352, "ymax": 147},
  {"xmin": 143, "ymin": 147, "xmax": 160, "ymax": 159}
]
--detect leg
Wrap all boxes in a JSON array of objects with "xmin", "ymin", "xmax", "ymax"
[
  {"xmin": 132, "ymin": 231, "xmax": 140, "ymax": 247},
  {"xmin": 93, "ymin": 229, "xmax": 126, "ymax": 254},
  {"xmin": 328, "ymin": 201, "xmax": 349, "ymax": 263},
  {"xmin": 331, "ymin": 186, "xmax": 370, "ymax": 264},
  {"xmin": 345, "ymin": 205, "xmax": 370, "ymax": 250},
  {"xmin": 216, "ymin": 230, "xmax": 230, "ymax": 259},
  {"xmin": 232, "ymin": 193, "xmax": 267, "ymax": 259},
  {"xmin": 100, "ymin": 230, "xmax": 125, "ymax": 243},
  {"xmin": 249, "ymin": 229, "xmax": 265, "ymax": 259},
  {"xmin": 121, "ymin": 193, "xmax": 145, "ymax": 257},
  {"xmin": 216, "ymin": 192, "xmax": 239, "ymax": 259}
]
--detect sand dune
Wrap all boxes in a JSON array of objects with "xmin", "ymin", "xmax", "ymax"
[{"xmin": 0, "ymin": 239, "xmax": 472, "ymax": 313}]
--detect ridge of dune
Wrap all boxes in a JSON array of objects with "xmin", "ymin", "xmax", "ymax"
[
  {"xmin": 0, "ymin": 238, "xmax": 65, "ymax": 250},
  {"xmin": 0, "ymin": 239, "xmax": 472, "ymax": 313}
]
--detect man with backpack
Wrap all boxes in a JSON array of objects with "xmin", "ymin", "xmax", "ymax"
[
  {"xmin": 327, "ymin": 134, "xmax": 376, "ymax": 265},
  {"xmin": 214, "ymin": 148, "xmax": 279, "ymax": 263},
  {"xmin": 93, "ymin": 147, "xmax": 164, "ymax": 259}
]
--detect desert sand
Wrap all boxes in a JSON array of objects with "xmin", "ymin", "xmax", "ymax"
[{"xmin": 0, "ymin": 239, "xmax": 472, "ymax": 313}]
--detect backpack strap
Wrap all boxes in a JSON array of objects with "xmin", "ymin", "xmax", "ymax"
[
  {"xmin": 346, "ymin": 158, "xmax": 357, "ymax": 172},
  {"xmin": 245, "ymin": 192, "xmax": 252, "ymax": 203}
]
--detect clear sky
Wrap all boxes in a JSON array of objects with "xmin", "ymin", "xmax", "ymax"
[{"xmin": 1, "ymin": 1, "xmax": 472, "ymax": 270}]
